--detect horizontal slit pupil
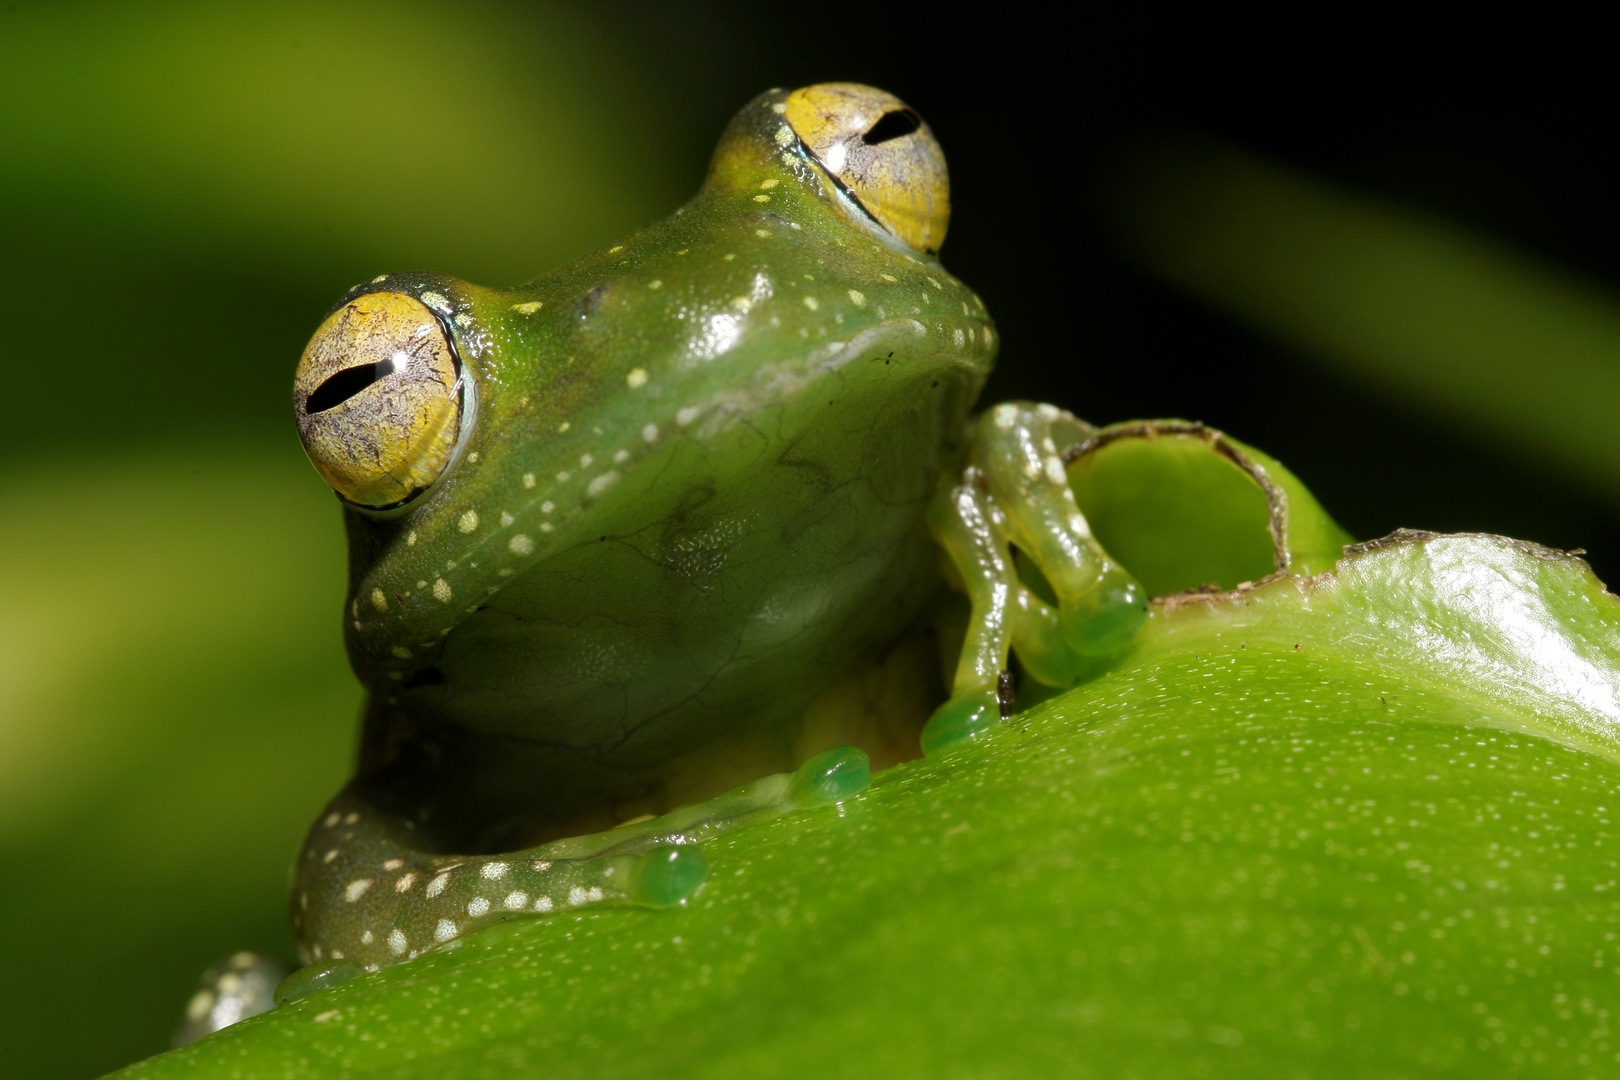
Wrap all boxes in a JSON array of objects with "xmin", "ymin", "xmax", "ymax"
[
  {"xmin": 307, "ymin": 361, "xmax": 391, "ymax": 414},
  {"xmin": 862, "ymin": 109, "xmax": 922, "ymax": 145}
]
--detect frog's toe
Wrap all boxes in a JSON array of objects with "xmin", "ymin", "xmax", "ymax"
[
  {"xmin": 920, "ymin": 688, "xmax": 1001, "ymax": 755},
  {"xmin": 1056, "ymin": 568, "xmax": 1149, "ymax": 657}
]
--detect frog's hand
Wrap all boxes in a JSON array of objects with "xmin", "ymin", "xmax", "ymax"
[
  {"xmin": 291, "ymin": 747, "xmax": 870, "ymax": 972},
  {"xmin": 924, "ymin": 402, "xmax": 1149, "ymax": 752},
  {"xmin": 923, "ymin": 410, "xmax": 1322, "ymax": 755}
]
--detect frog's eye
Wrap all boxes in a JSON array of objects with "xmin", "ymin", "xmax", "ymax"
[
  {"xmin": 294, "ymin": 291, "xmax": 466, "ymax": 511},
  {"xmin": 783, "ymin": 83, "xmax": 950, "ymax": 254}
]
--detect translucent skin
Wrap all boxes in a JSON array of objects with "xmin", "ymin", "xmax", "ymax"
[{"xmin": 289, "ymin": 85, "xmax": 1143, "ymax": 975}]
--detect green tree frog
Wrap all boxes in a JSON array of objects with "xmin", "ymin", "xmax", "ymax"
[{"xmin": 281, "ymin": 83, "xmax": 1150, "ymax": 983}]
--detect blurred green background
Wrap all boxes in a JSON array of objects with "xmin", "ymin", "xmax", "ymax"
[{"xmin": 3, "ymin": 3, "xmax": 1619, "ymax": 1076}]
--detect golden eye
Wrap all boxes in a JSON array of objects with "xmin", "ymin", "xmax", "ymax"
[
  {"xmin": 783, "ymin": 83, "xmax": 950, "ymax": 254},
  {"xmin": 294, "ymin": 291, "xmax": 466, "ymax": 511}
]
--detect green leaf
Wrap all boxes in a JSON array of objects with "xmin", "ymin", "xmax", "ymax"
[{"xmin": 115, "ymin": 523, "xmax": 1620, "ymax": 1077}]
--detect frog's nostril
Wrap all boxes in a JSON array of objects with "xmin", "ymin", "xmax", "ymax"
[
  {"xmin": 861, "ymin": 109, "xmax": 921, "ymax": 146},
  {"xmin": 306, "ymin": 362, "xmax": 391, "ymax": 415}
]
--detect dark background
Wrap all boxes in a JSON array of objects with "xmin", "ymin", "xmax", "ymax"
[
  {"xmin": 4, "ymin": 4, "xmax": 1618, "ymax": 1076},
  {"xmin": 617, "ymin": 5, "xmax": 1620, "ymax": 575}
]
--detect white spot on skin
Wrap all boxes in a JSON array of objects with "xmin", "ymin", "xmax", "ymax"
[
  {"xmin": 802, "ymin": 296, "xmax": 819, "ymax": 311},
  {"xmin": 558, "ymin": 421, "xmax": 571, "ymax": 432},
  {"xmin": 432, "ymin": 578, "xmax": 453, "ymax": 602},
  {"xmin": 186, "ymin": 990, "xmax": 214, "ymax": 1021},
  {"xmin": 557, "ymin": 471, "xmax": 570, "ymax": 482},
  {"xmin": 587, "ymin": 471, "xmax": 620, "ymax": 497},
  {"xmin": 953, "ymin": 329, "xmax": 965, "ymax": 347},
  {"xmin": 324, "ymin": 813, "xmax": 340, "ymax": 828},
  {"xmin": 608, "ymin": 245, "xmax": 624, "ymax": 254},
  {"xmin": 753, "ymin": 195, "xmax": 770, "ymax": 204},
  {"xmin": 588, "ymin": 886, "xmax": 604, "ymax": 901},
  {"xmin": 522, "ymin": 473, "xmax": 536, "ymax": 488},
  {"xmin": 512, "ymin": 301, "xmax": 541, "ymax": 314},
  {"xmin": 771, "ymin": 102, "xmax": 787, "ymax": 115},
  {"xmin": 500, "ymin": 512, "xmax": 514, "ymax": 527},
  {"xmin": 504, "ymin": 891, "xmax": 529, "ymax": 910},
  {"xmin": 419, "ymin": 291, "xmax": 450, "ymax": 314},
  {"xmin": 345, "ymin": 879, "xmax": 373, "ymax": 902},
  {"xmin": 314, "ymin": 1009, "xmax": 342, "ymax": 1023},
  {"xmin": 323, "ymin": 849, "xmax": 339, "ymax": 864},
  {"xmin": 435, "ymin": 919, "xmax": 459, "ymax": 942},
  {"xmin": 580, "ymin": 453, "xmax": 594, "ymax": 468},
  {"xmin": 649, "ymin": 280, "xmax": 663, "ymax": 290},
  {"xmin": 458, "ymin": 510, "xmax": 479, "ymax": 533},
  {"xmin": 760, "ymin": 177, "xmax": 780, "ymax": 188},
  {"xmin": 391, "ymin": 645, "xmax": 411, "ymax": 659},
  {"xmin": 467, "ymin": 451, "xmax": 480, "ymax": 464},
  {"xmin": 568, "ymin": 886, "xmax": 589, "ymax": 906},
  {"xmin": 388, "ymin": 929, "xmax": 407, "ymax": 954},
  {"xmin": 848, "ymin": 290, "xmax": 866, "ymax": 307},
  {"xmin": 642, "ymin": 423, "xmax": 659, "ymax": 443},
  {"xmin": 993, "ymin": 404, "xmax": 1018, "ymax": 430},
  {"xmin": 360, "ymin": 930, "xmax": 374, "ymax": 945},
  {"xmin": 481, "ymin": 862, "xmax": 509, "ymax": 880},
  {"xmin": 1068, "ymin": 513, "xmax": 1091, "ymax": 537},
  {"xmin": 370, "ymin": 589, "xmax": 388, "ymax": 613},
  {"xmin": 540, "ymin": 501, "xmax": 555, "ymax": 514},
  {"xmin": 509, "ymin": 534, "xmax": 534, "ymax": 555},
  {"xmin": 532, "ymin": 860, "xmax": 552, "ymax": 870},
  {"xmin": 395, "ymin": 872, "xmax": 417, "ymax": 892},
  {"xmin": 676, "ymin": 406, "xmax": 701, "ymax": 426},
  {"xmin": 626, "ymin": 368, "xmax": 649, "ymax": 389},
  {"xmin": 426, "ymin": 872, "xmax": 451, "ymax": 898},
  {"xmin": 774, "ymin": 124, "xmax": 795, "ymax": 146},
  {"xmin": 880, "ymin": 273, "xmax": 897, "ymax": 282},
  {"xmin": 1045, "ymin": 456, "xmax": 1067, "ymax": 484},
  {"xmin": 467, "ymin": 897, "xmax": 491, "ymax": 917},
  {"xmin": 539, "ymin": 523, "xmax": 553, "ymax": 533},
  {"xmin": 533, "ymin": 896, "xmax": 554, "ymax": 911},
  {"xmin": 613, "ymin": 449, "xmax": 630, "ymax": 463},
  {"xmin": 371, "ymin": 275, "xmax": 388, "ymax": 283}
]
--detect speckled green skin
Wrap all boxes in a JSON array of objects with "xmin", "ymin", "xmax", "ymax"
[{"xmin": 291, "ymin": 90, "xmax": 994, "ymax": 969}]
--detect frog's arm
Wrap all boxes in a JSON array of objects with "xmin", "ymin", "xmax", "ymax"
[{"xmin": 923, "ymin": 402, "xmax": 1149, "ymax": 750}]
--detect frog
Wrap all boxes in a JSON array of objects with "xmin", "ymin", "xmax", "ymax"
[{"xmin": 276, "ymin": 82, "xmax": 1153, "ymax": 988}]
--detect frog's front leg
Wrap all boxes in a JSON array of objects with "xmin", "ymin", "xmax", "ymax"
[{"xmin": 923, "ymin": 403, "xmax": 1148, "ymax": 753}]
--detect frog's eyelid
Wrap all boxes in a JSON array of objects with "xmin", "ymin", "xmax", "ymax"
[{"xmin": 789, "ymin": 137, "xmax": 894, "ymax": 241}]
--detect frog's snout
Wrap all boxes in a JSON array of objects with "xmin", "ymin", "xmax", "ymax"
[
  {"xmin": 783, "ymin": 83, "xmax": 950, "ymax": 254},
  {"xmin": 294, "ymin": 291, "xmax": 466, "ymax": 511}
]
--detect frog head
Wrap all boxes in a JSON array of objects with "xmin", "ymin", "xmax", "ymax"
[{"xmin": 292, "ymin": 84, "xmax": 994, "ymax": 843}]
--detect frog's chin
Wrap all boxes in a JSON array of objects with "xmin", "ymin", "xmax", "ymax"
[{"xmin": 352, "ymin": 628, "xmax": 941, "ymax": 854}]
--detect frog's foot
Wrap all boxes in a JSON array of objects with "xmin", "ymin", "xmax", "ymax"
[
  {"xmin": 923, "ymin": 402, "xmax": 1150, "ymax": 753},
  {"xmin": 289, "ymin": 746, "xmax": 869, "ymax": 975},
  {"xmin": 171, "ymin": 951, "xmax": 288, "ymax": 1046}
]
